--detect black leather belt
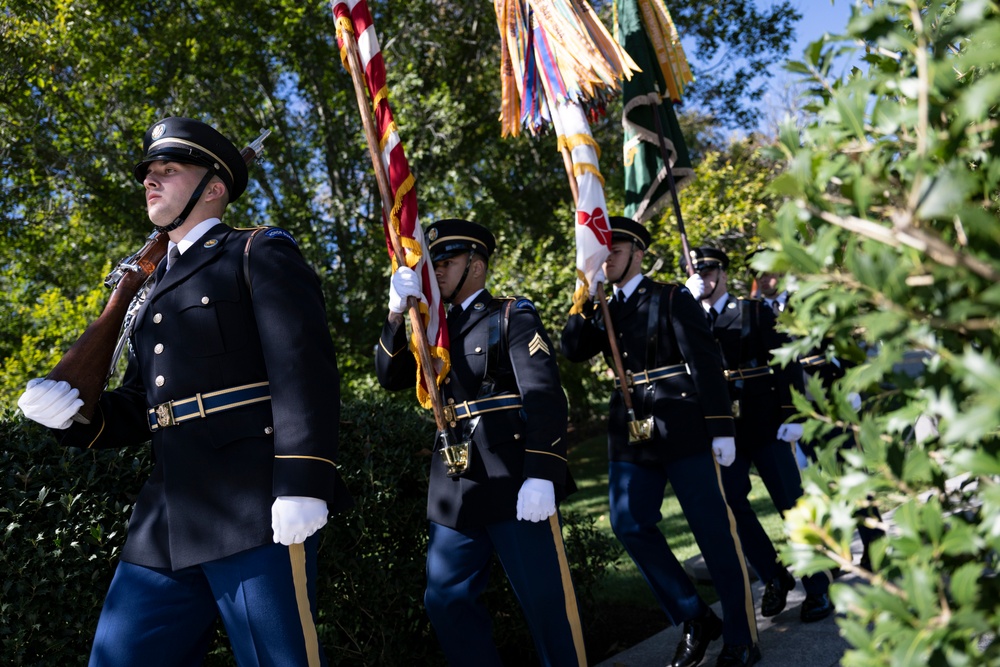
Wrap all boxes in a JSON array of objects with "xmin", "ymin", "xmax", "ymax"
[
  {"xmin": 148, "ymin": 381, "xmax": 271, "ymax": 431},
  {"xmin": 724, "ymin": 365, "xmax": 773, "ymax": 381},
  {"xmin": 614, "ymin": 363, "xmax": 689, "ymax": 388},
  {"xmin": 443, "ymin": 393, "xmax": 522, "ymax": 426}
]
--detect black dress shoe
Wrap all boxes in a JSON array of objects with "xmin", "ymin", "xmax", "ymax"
[
  {"xmin": 671, "ymin": 608, "xmax": 723, "ymax": 667},
  {"xmin": 760, "ymin": 569, "xmax": 796, "ymax": 617},
  {"xmin": 715, "ymin": 643, "xmax": 761, "ymax": 667},
  {"xmin": 800, "ymin": 592, "xmax": 834, "ymax": 622},
  {"xmin": 859, "ymin": 552, "xmax": 873, "ymax": 572}
]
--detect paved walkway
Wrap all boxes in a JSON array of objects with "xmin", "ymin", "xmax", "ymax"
[
  {"xmin": 595, "ymin": 475, "xmax": 968, "ymax": 666},
  {"xmin": 595, "ymin": 539, "xmax": 866, "ymax": 667}
]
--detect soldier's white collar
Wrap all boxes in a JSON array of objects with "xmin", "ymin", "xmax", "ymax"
[
  {"xmin": 167, "ymin": 217, "xmax": 222, "ymax": 258},
  {"xmin": 613, "ymin": 273, "xmax": 644, "ymax": 301},
  {"xmin": 705, "ymin": 291, "xmax": 730, "ymax": 316},
  {"xmin": 455, "ymin": 288, "xmax": 485, "ymax": 312}
]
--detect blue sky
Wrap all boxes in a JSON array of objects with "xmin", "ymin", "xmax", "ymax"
[
  {"xmin": 783, "ymin": 0, "xmax": 857, "ymax": 60},
  {"xmin": 747, "ymin": 0, "xmax": 862, "ymax": 132}
]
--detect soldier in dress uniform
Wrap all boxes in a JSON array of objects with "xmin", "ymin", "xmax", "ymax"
[
  {"xmin": 561, "ymin": 217, "xmax": 760, "ymax": 667},
  {"xmin": 752, "ymin": 262, "xmax": 885, "ymax": 569},
  {"xmin": 374, "ymin": 219, "xmax": 586, "ymax": 667},
  {"xmin": 685, "ymin": 246, "xmax": 834, "ymax": 623},
  {"xmin": 18, "ymin": 117, "xmax": 351, "ymax": 666}
]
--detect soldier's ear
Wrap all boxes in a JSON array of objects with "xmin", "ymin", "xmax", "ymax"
[
  {"xmin": 471, "ymin": 255, "xmax": 487, "ymax": 278},
  {"xmin": 204, "ymin": 177, "xmax": 228, "ymax": 204}
]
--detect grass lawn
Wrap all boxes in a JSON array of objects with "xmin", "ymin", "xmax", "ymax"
[{"xmin": 561, "ymin": 433, "xmax": 785, "ymax": 621}]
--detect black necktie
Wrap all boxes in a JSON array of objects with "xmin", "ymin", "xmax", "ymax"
[
  {"xmin": 447, "ymin": 305, "xmax": 463, "ymax": 335},
  {"xmin": 166, "ymin": 245, "xmax": 181, "ymax": 271},
  {"xmin": 771, "ymin": 299, "xmax": 782, "ymax": 317},
  {"xmin": 707, "ymin": 307, "xmax": 717, "ymax": 328},
  {"xmin": 616, "ymin": 290, "xmax": 627, "ymax": 304}
]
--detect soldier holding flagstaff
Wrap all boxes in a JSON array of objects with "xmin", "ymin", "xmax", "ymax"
[
  {"xmin": 562, "ymin": 217, "xmax": 761, "ymax": 667},
  {"xmin": 375, "ymin": 219, "xmax": 586, "ymax": 667}
]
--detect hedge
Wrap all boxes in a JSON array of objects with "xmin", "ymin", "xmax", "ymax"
[{"xmin": 1, "ymin": 394, "xmax": 618, "ymax": 665}]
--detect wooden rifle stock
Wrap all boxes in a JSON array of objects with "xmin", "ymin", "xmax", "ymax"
[{"xmin": 45, "ymin": 129, "xmax": 271, "ymax": 423}]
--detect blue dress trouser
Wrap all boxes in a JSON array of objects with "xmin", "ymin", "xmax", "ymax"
[
  {"xmin": 89, "ymin": 535, "xmax": 326, "ymax": 667},
  {"xmin": 424, "ymin": 514, "xmax": 587, "ymax": 667},
  {"xmin": 720, "ymin": 439, "xmax": 831, "ymax": 596},
  {"xmin": 608, "ymin": 450, "xmax": 758, "ymax": 646}
]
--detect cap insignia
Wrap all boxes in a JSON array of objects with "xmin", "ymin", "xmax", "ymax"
[
  {"xmin": 151, "ymin": 123, "xmax": 166, "ymax": 140},
  {"xmin": 427, "ymin": 228, "xmax": 438, "ymax": 242}
]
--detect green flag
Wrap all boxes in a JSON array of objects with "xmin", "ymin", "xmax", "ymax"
[{"xmin": 616, "ymin": 0, "xmax": 694, "ymax": 223}]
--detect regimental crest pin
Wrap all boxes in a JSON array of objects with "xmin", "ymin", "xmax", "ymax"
[
  {"xmin": 203, "ymin": 239, "xmax": 219, "ymax": 248},
  {"xmin": 528, "ymin": 332, "xmax": 550, "ymax": 357}
]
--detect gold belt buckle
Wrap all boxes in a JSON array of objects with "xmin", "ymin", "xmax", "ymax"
[
  {"xmin": 154, "ymin": 401, "xmax": 175, "ymax": 428},
  {"xmin": 443, "ymin": 403, "xmax": 458, "ymax": 425}
]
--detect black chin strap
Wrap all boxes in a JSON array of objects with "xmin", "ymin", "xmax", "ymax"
[
  {"xmin": 702, "ymin": 271, "xmax": 722, "ymax": 302},
  {"xmin": 611, "ymin": 241, "xmax": 638, "ymax": 285},
  {"xmin": 154, "ymin": 168, "xmax": 215, "ymax": 233},
  {"xmin": 445, "ymin": 251, "xmax": 475, "ymax": 303}
]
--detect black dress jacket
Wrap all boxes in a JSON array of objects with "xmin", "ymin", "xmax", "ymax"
[
  {"xmin": 561, "ymin": 277, "xmax": 734, "ymax": 464},
  {"xmin": 58, "ymin": 223, "xmax": 351, "ymax": 570},
  {"xmin": 709, "ymin": 294, "xmax": 804, "ymax": 451},
  {"xmin": 375, "ymin": 291, "xmax": 570, "ymax": 529}
]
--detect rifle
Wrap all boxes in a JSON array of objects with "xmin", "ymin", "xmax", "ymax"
[{"xmin": 45, "ymin": 129, "xmax": 271, "ymax": 423}]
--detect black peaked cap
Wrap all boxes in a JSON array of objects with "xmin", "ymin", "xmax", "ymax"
[
  {"xmin": 133, "ymin": 117, "xmax": 248, "ymax": 201},
  {"xmin": 609, "ymin": 216, "xmax": 652, "ymax": 250},
  {"xmin": 426, "ymin": 219, "xmax": 497, "ymax": 263}
]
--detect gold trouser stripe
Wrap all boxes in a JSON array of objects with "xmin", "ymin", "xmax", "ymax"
[
  {"xmin": 547, "ymin": 514, "xmax": 588, "ymax": 666},
  {"xmin": 712, "ymin": 459, "xmax": 759, "ymax": 644},
  {"xmin": 289, "ymin": 543, "xmax": 322, "ymax": 667}
]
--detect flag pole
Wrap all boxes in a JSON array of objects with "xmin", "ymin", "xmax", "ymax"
[
  {"xmin": 559, "ymin": 149, "xmax": 639, "ymax": 425},
  {"xmin": 649, "ymin": 85, "xmax": 694, "ymax": 276},
  {"xmin": 558, "ymin": 146, "xmax": 580, "ymax": 203},
  {"xmin": 338, "ymin": 21, "xmax": 449, "ymax": 433}
]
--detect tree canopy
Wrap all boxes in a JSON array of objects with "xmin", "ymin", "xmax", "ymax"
[{"xmin": 0, "ymin": 0, "xmax": 798, "ymax": 405}]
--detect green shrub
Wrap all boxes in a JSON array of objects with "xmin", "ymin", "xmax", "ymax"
[
  {"xmin": 2, "ymin": 392, "xmax": 618, "ymax": 666},
  {"xmin": 764, "ymin": 0, "xmax": 1000, "ymax": 664},
  {"xmin": 1, "ymin": 409, "xmax": 145, "ymax": 665}
]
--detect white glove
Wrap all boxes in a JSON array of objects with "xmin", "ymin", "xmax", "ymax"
[
  {"xmin": 712, "ymin": 436, "xmax": 736, "ymax": 467},
  {"xmin": 776, "ymin": 423, "xmax": 804, "ymax": 443},
  {"xmin": 388, "ymin": 266, "xmax": 422, "ymax": 314},
  {"xmin": 589, "ymin": 268, "xmax": 606, "ymax": 297},
  {"xmin": 847, "ymin": 392, "xmax": 862, "ymax": 411},
  {"xmin": 684, "ymin": 273, "xmax": 705, "ymax": 300},
  {"xmin": 516, "ymin": 477, "xmax": 556, "ymax": 522},
  {"xmin": 271, "ymin": 496, "xmax": 328, "ymax": 545},
  {"xmin": 17, "ymin": 378, "xmax": 84, "ymax": 429}
]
